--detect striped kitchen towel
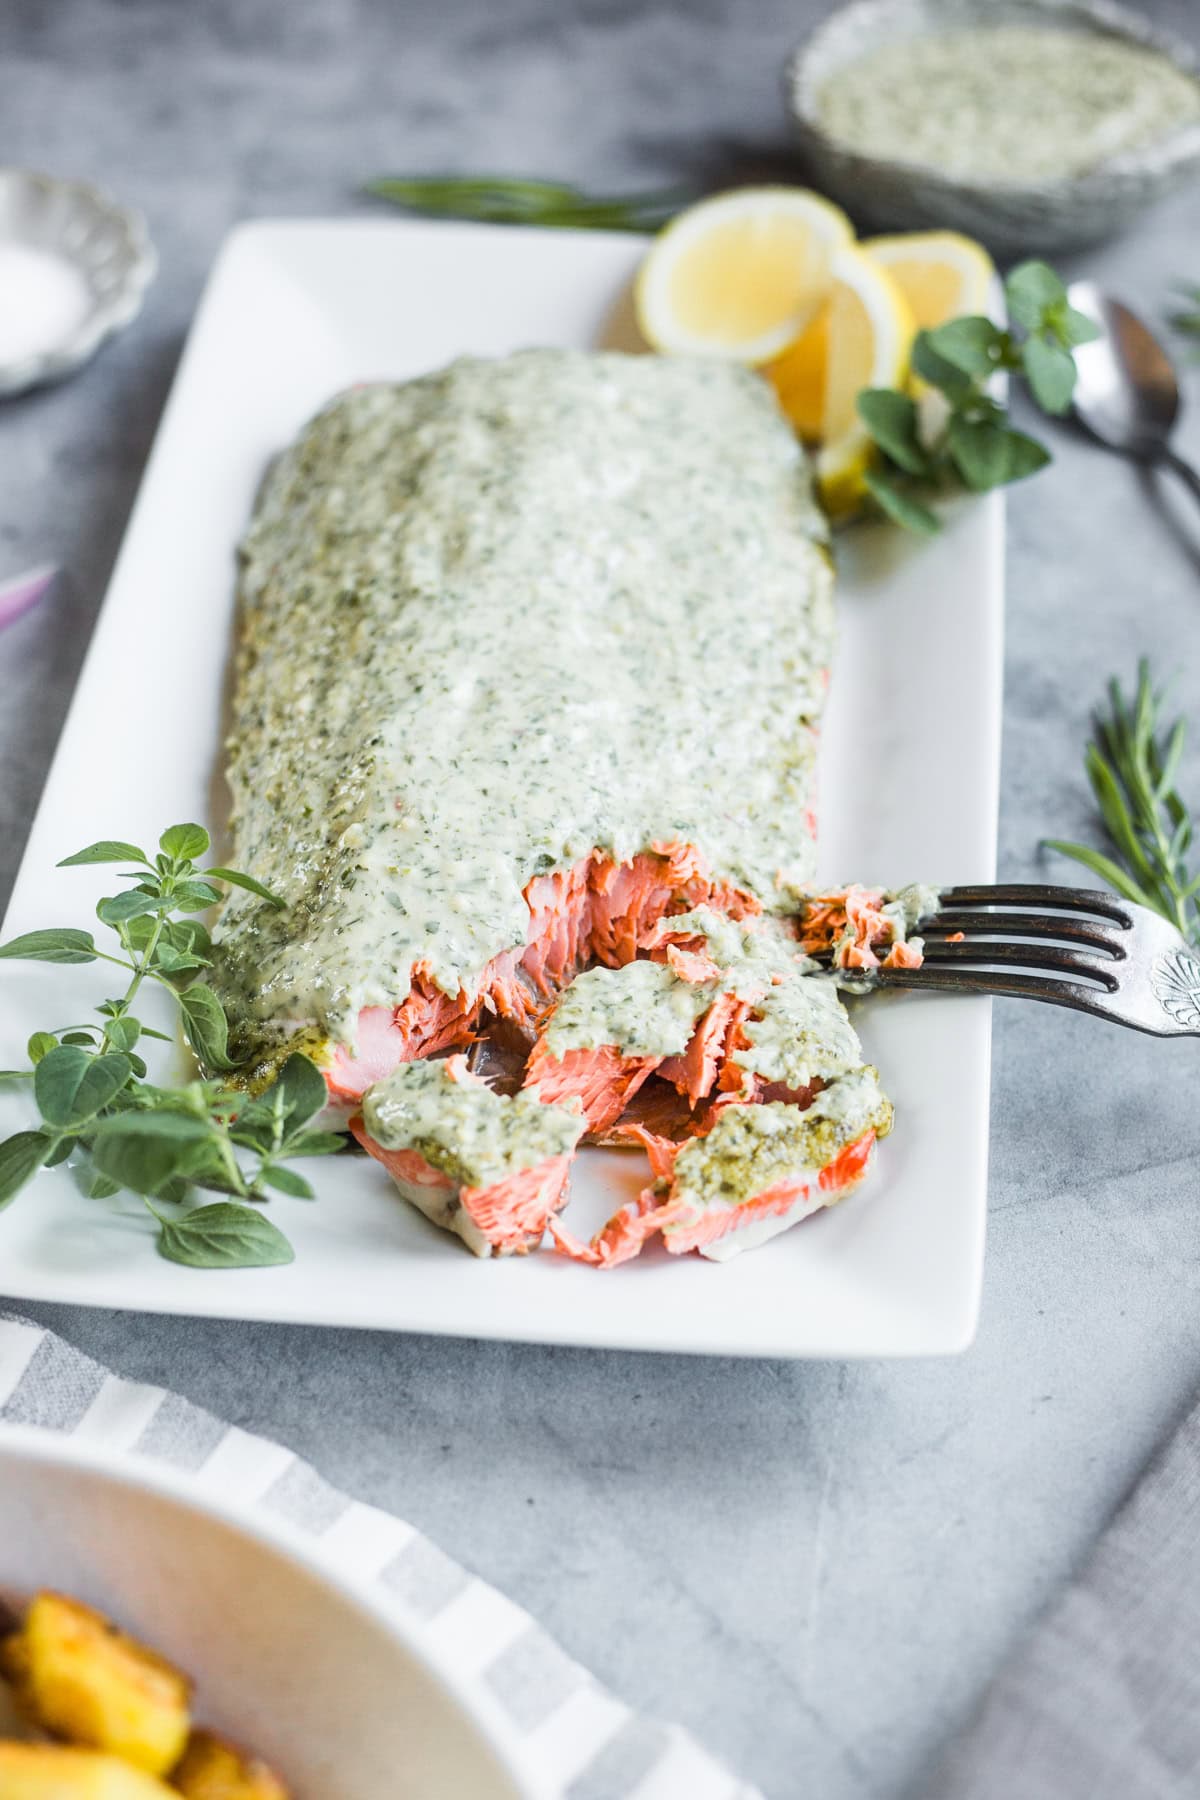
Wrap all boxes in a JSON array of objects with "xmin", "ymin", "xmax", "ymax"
[{"xmin": 0, "ymin": 1311, "xmax": 759, "ymax": 1800}]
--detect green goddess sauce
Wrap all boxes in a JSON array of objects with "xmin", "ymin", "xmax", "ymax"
[{"xmin": 816, "ymin": 26, "xmax": 1200, "ymax": 183}]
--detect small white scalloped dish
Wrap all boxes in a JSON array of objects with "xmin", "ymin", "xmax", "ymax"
[{"xmin": 0, "ymin": 168, "xmax": 156, "ymax": 395}]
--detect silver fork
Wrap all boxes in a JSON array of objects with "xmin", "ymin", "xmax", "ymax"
[{"xmin": 840, "ymin": 885, "xmax": 1200, "ymax": 1037}]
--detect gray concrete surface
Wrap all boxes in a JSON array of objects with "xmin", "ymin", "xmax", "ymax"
[{"xmin": 2, "ymin": 4, "xmax": 1200, "ymax": 1796}]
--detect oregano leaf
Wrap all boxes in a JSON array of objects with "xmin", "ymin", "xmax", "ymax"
[
  {"xmin": 283, "ymin": 1129, "xmax": 346, "ymax": 1158},
  {"xmin": 855, "ymin": 389, "xmax": 929, "ymax": 475},
  {"xmin": 0, "ymin": 1131, "xmax": 52, "ymax": 1208},
  {"xmin": 911, "ymin": 330, "xmax": 974, "ymax": 395},
  {"xmin": 258, "ymin": 1164, "xmax": 315, "ymax": 1199},
  {"xmin": 156, "ymin": 1201, "xmax": 295, "ymax": 1269},
  {"xmin": 1057, "ymin": 306, "xmax": 1100, "ymax": 349},
  {"xmin": 34, "ymin": 1047, "xmax": 133, "ymax": 1129},
  {"xmin": 170, "ymin": 880, "xmax": 224, "ymax": 913},
  {"xmin": 271, "ymin": 1053, "xmax": 328, "ymax": 1130},
  {"xmin": 97, "ymin": 888, "xmax": 164, "ymax": 925},
  {"xmin": 924, "ymin": 316, "xmax": 1006, "ymax": 377},
  {"xmin": 160, "ymin": 823, "xmax": 211, "ymax": 862},
  {"xmin": 163, "ymin": 918, "xmax": 212, "ymax": 957},
  {"xmin": 104, "ymin": 1016, "xmax": 141, "ymax": 1052},
  {"xmin": 1005, "ymin": 259, "xmax": 1067, "ymax": 331},
  {"xmin": 177, "ymin": 983, "xmax": 241, "ymax": 1071},
  {"xmin": 948, "ymin": 418, "xmax": 1051, "ymax": 491},
  {"xmin": 0, "ymin": 928, "xmax": 97, "ymax": 965},
  {"xmin": 1021, "ymin": 334, "xmax": 1077, "ymax": 416},
  {"xmin": 205, "ymin": 867, "xmax": 286, "ymax": 909},
  {"xmin": 91, "ymin": 1111, "xmax": 215, "ymax": 1195},
  {"xmin": 44, "ymin": 1135, "xmax": 77, "ymax": 1168},
  {"xmin": 863, "ymin": 469, "xmax": 942, "ymax": 536},
  {"xmin": 57, "ymin": 840, "xmax": 149, "ymax": 868},
  {"xmin": 152, "ymin": 942, "xmax": 208, "ymax": 975}
]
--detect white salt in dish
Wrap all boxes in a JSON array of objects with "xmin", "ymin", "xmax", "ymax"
[{"xmin": 0, "ymin": 168, "xmax": 156, "ymax": 396}]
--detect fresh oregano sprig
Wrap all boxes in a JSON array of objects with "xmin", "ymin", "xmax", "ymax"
[
  {"xmin": 1044, "ymin": 661, "xmax": 1200, "ymax": 945},
  {"xmin": 857, "ymin": 260, "xmax": 1100, "ymax": 535},
  {"xmin": 0, "ymin": 823, "xmax": 341, "ymax": 1266},
  {"xmin": 365, "ymin": 173, "xmax": 688, "ymax": 232}
]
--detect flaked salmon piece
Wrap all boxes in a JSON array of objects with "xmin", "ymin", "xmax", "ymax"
[
  {"xmin": 656, "ymin": 990, "xmax": 755, "ymax": 1107},
  {"xmin": 649, "ymin": 906, "xmax": 862, "ymax": 1107},
  {"xmin": 524, "ymin": 1042, "xmax": 661, "ymax": 1135},
  {"xmin": 796, "ymin": 882, "xmax": 940, "ymax": 974},
  {"xmin": 522, "ymin": 951, "xmax": 718, "ymax": 1129},
  {"xmin": 351, "ymin": 1125, "xmax": 576, "ymax": 1259},
  {"xmin": 882, "ymin": 938, "xmax": 924, "ymax": 969},
  {"xmin": 549, "ymin": 1187, "xmax": 691, "ymax": 1269},
  {"xmin": 324, "ymin": 847, "xmax": 759, "ymax": 1102},
  {"xmin": 606, "ymin": 1119, "xmax": 683, "ymax": 1182},
  {"xmin": 711, "ymin": 1014, "xmax": 823, "ymax": 1112},
  {"xmin": 526, "ymin": 901, "xmax": 866, "ymax": 1132},
  {"xmin": 551, "ymin": 1067, "xmax": 894, "ymax": 1267},
  {"xmin": 354, "ymin": 1054, "xmax": 585, "ymax": 1256}
]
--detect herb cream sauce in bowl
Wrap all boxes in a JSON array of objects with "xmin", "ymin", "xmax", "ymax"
[{"xmin": 785, "ymin": 0, "xmax": 1200, "ymax": 253}]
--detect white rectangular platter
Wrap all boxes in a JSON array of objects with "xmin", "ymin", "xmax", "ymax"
[{"xmin": 0, "ymin": 220, "xmax": 1000, "ymax": 1355}]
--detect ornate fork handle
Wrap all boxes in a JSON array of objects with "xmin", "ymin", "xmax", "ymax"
[{"xmin": 1149, "ymin": 944, "xmax": 1200, "ymax": 1033}]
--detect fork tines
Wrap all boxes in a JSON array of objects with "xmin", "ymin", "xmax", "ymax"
[{"xmin": 897, "ymin": 883, "xmax": 1132, "ymax": 999}]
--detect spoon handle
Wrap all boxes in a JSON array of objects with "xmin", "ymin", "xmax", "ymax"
[{"xmin": 1159, "ymin": 445, "xmax": 1200, "ymax": 510}]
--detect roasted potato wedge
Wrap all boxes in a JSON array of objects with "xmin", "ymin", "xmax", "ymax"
[
  {"xmin": 171, "ymin": 1730, "xmax": 289, "ymax": 1799},
  {"xmin": 12, "ymin": 1594, "xmax": 191, "ymax": 1775},
  {"xmin": 0, "ymin": 1742, "xmax": 177, "ymax": 1797}
]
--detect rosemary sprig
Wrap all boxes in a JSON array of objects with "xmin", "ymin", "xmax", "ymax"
[
  {"xmin": 364, "ymin": 174, "xmax": 688, "ymax": 232},
  {"xmin": 1044, "ymin": 661, "xmax": 1200, "ymax": 945}
]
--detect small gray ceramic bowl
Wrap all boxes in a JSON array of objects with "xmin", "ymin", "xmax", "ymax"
[
  {"xmin": 0, "ymin": 168, "xmax": 156, "ymax": 397},
  {"xmin": 784, "ymin": 0, "xmax": 1200, "ymax": 255}
]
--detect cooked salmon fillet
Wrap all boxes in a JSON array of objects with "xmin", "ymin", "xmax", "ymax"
[
  {"xmin": 208, "ymin": 350, "xmax": 915, "ymax": 1266},
  {"xmin": 212, "ymin": 352, "xmax": 832, "ymax": 1095}
]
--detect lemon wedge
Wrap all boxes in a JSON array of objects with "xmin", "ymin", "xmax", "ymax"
[
  {"xmin": 634, "ymin": 186, "xmax": 854, "ymax": 363},
  {"xmin": 861, "ymin": 230, "xmax": 995, "ymax": 331},
  {"xmin": 764, "ymin": 245, "xmax": 915, "ymax": 518}
]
